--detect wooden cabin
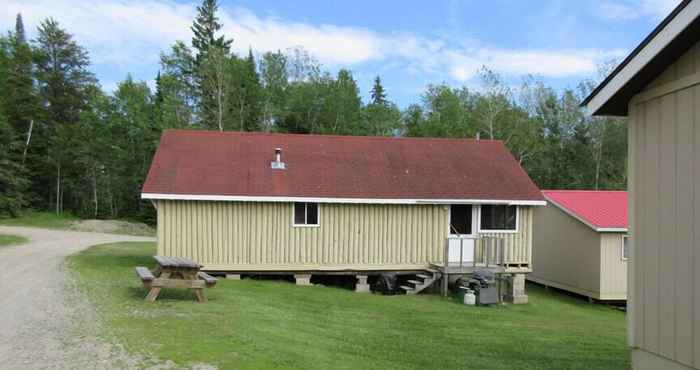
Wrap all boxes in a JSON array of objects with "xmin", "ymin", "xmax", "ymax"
[
  {"xmin": 582, "ymin": 1, "xmax": 700, "ymax": 368},
  {"xmin": 530, "ymin": 191, "xmax": 628, "ymax": 301},
  {"xmin": 142, "ymin": 130, "xmax": 545, "ymax": 301}
]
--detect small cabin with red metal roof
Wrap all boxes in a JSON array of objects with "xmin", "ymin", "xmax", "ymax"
[
  {"xmin": 142, "ymin": 129, "xmax": 545, "ymax": 300},
  {"xmin": 530, "ymin": 190, "xmax": 628, "ymax": 301}
]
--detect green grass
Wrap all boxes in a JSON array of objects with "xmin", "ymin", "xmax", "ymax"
[
  {"xmin": 0, "ymin": 211, "xmax": 78, "ymax": 229},
  {"xmin": 68, "ymin": 242, "xmax": 630, "ymax": 370},
  {"xmin": 0, "ymin": 234, "xmax": 28, "ymax": 247}
]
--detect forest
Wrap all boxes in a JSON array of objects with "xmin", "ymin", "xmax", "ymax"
[{"xmin": 0, "ymin": 0, "xmax": 627, "ymax": 224}]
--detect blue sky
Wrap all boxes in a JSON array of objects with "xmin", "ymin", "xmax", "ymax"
[{"xmin": 1, "ymin": 0, "xmax": 680, "ymax": 107}]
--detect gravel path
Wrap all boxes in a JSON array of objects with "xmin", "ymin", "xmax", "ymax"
[{"xmin": 0, "ymin": 226, "xmax": 155, "ymax": 369}]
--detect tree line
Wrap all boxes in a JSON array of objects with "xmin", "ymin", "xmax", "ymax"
[{"xmin": 0, "ymin": 0, "xmax": 627, "ymax": 223}]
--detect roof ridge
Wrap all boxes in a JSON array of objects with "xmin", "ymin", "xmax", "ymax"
[{"xmin": 161, "ymin": 129, "xmax": 504, "ymax": 144}]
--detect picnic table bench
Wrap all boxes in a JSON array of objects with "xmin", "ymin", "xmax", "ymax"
[{"xmin": 135, "ymin": 256, "xmax": 217, "ymax": 303}]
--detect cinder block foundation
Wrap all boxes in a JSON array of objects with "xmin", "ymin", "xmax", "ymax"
[
  {"xmin": 294, "ymin": 274, "xmax": 312, "ymax": 286},
  {"xmin": 355, "ymin": 275, "xmax": 370, "ymax": 293},
  {"xmin": 505, "ymin": 273, "xmax": 528, "ymax": 304},
  {"xmin": 225, "ymin": 274, "xmax": 241, "ymax": 280}
]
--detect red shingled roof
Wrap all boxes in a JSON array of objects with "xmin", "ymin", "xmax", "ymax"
[
  {"xmin": 142, "ymin": 130, "xmax": 544, "ymax": 202},
  {"xmin": 543, "ymin": 190, "xmax": 628, "ymax": 231}
]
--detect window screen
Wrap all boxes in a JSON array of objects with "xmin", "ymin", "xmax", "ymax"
[
  {"xmin": 450, "ymin": 205, "xmax": 472, "ymax": 235},
  {"xmin": 480, "ymin": 205, "xmax": 517, "ymax": 231},
  {"xmin": 294, "ymin": 202, "xmax": 319, "ymax": 225}
]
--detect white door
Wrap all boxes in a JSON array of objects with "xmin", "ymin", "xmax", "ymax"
[{"xmin": 448, "ymin": 205, "xmax": 476, "ymax": 263}]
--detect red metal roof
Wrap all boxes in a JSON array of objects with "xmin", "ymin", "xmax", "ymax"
[
  {"xmin": 542, "ymin": 190, "xmax": 628, "ymax": 231},
  {"xmin": 142, "ymin": 130, "xmax": 544, "ymax": 202}
]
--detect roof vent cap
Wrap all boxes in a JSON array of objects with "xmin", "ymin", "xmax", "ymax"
[{"xmin": 271, "ymin": 148, "xmax": 286, "ymax": 170}]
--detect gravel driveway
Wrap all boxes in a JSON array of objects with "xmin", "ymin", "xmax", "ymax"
[{"xmin": 0, "ymin": 226, "xmax": 155, "ymax": 369}]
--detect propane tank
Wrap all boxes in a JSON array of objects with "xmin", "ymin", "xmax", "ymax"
[{"xmin": 464, "ymin": 289, "xmax": 476, "ymax": 306}]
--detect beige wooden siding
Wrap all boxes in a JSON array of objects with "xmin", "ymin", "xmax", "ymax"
[
  {"xmin": 530, "ymin": 202, "xmax": 601, "ymax": 298},
  {"xmin": 628, "ymin": 40, "xmax": 700, "ymax": 368},
  {"xmin": 479, "ymin": 207, "xmax": 533, "ymax": 266},
  {"xmin": 156, "ymin": 201, "xmax": 534, "ymax": 271},
  {"xmin": 157, "ymin": 200, "xmax": 449, "ymax": 270},
  {"xmin": 599, "ymin": 233, "xmax": 627, "ymax": 300}
]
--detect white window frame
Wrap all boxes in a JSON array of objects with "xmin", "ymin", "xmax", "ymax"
[
  {"xmin": 621, "ymin": 235, "xmax": 629, "ymax": 261},
  {"xmin": 477, "ymin": 205, "xmax": 519, "ymax": 234},
  {"xmin": 292, "ymin": 202, "xmax": 320, "ymax": 228}
]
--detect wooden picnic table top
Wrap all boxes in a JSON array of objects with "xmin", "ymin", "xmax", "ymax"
[{"xmin": 153, "ymin": 255, "xmax": 201, "ymax": 269}]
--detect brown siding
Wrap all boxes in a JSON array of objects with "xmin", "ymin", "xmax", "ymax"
[
  {"xmin": 629, "ymin": 39, "xmax": 700, "ymax": 368},
  {"xmin": 156, "ymin": 201, "xmax": 534, "ymax": 271}
]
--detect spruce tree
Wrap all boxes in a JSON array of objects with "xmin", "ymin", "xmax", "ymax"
[
  {"xmin": 34, "ymin": 18, "xmax": 95, "ymax": 212},
  {"xmin": 191, "ymin": 0, "xmax": 231, "ymax": 63},
  {"xmin": 191, "ymin": 0, "xmax": 232, "ymax": 129},
  {"xmin": 5, "ymin": 13, "xmax": 36, "ymax": 141},
  {"xmin": 14, "ymin": 14, "xmax": 26, "ymax": 44},
  {"xmin": 370, "ymin": 76, "xmax": 387, "ymax": 105}
]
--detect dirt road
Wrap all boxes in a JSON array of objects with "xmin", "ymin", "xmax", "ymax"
[{"xmin": 0, "ymin": 226, "xmax": 154, "ymax": 369}]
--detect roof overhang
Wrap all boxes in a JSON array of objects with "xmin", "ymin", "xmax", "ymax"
[
  {"xmin": 141, "ymin": 193, "xmax": 547, "ymax": 206},
  {"xmin": 582, "ymin": 0, "xmax": 700, "ymax": 116},
  {"xmin": 545, "ymin": 196, "xmax": 627, "ymax": 233}
]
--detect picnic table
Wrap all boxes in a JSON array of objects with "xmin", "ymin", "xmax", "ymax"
[{"xmin": 135, "ymin": 256, "xmax": 217, "ymax": 303}]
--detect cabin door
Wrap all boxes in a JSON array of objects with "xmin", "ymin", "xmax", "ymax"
[{"xmin": 448, "ymin": 205, "xmax": 476, "ymax": 263}]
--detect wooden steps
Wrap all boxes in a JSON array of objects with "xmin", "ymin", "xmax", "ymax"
[{"xmin": 401, "ymin": 270, "xmax": 441, "ymax": 295}]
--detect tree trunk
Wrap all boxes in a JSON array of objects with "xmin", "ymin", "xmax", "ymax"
[
  {"xmin": 93, "ymin": 165, "xmax": 98, "ymax": 218},
  {"xmin": 55, "ymin": 163, "xmax": 61, "ymax": 215},
  {"xmin": 22, "ymin": 119, "xmax": 33, "ymax": 164},
  {"xmin": 595, "ymin": 139, "xmax": 603, "ymax": 190}
]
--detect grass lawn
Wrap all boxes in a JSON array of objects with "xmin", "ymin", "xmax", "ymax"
[
  {"xmin": 69, "ymin": 242, "xmax": 630, "ymax": 370},
  {"xmin": 0, "ymin": 234, "xmax": 28, "ymax": 247},
  {"xmin": 0, "ymin": 211, "xmax": 78, "ymax": 229}
]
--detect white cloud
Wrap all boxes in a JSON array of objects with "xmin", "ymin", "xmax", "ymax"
[
  {"xmin": 0, "ymin": 0, "xmax": 623, "ymax": 90},
  {"xmin": 445, "ymin": 48, "xmax": 626, "ymax": 82},
  {"xmin": 599, "ymin": 0, "xmax": 681, "ymax": 20}
]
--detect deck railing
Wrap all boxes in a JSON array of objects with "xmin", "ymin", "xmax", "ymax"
[{"xmin": 442, "ymin": 236, "xmax": 506, "ymax": 270}]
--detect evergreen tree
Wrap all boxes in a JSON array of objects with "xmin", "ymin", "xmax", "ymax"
[
  {"xmin": 0, "ymin": 112, "xmax": 29, "ymax": 216},
  {"xmin": 4, "ymin": 13, "xmax": 37, "ymax": 157},
  {"xmin": 363, "ymin": 76, "xmax": 399, "ymax": 136},
  {"xmin": 34, "ymin": 18, "xmax": 96, "ymax": 212},
  {"xmin": 191, "ymin": 0, "xmax": 231, "ymax": 63},
  {"xmin": 228, "ymin": 49, "xmax": 262, "ymax": 131},
  {"xmin": 15, "ymin": 14, "xmax": 26, "ymax": 44},
  {"xmin": 370, "ymin": 76, "xmax": 387, "ymax": 105},
  {"xmin": 191, "ymin": 0, "xmax": 232, "ymax": 128}
]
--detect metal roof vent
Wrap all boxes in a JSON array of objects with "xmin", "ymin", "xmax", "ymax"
[{"xmin": 271, "ymin": 148, "xmax": 286, "ymax": 170}]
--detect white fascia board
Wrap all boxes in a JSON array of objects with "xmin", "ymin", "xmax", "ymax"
[
  {"xmin": 545, "ymin": 196, "xmax": 627, "ymax": 233},
  {"xmin": 584, "ymin": 1, "xmax": 700, "ymax": 115},
  {"xmin": 597, "ymin": 228, "xmax": 629, "ymax": 233},
  {"xmin": 141, "ymin": 193, "xmax": 547, "ymax": 206}
]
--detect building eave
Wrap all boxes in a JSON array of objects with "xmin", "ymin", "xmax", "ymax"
[
  {"xmin": 141, "ymin": 193, "xmax": 547, "ymax": 206},
  {"xmin": 582, "ymin": 0, "xmax": 700, "ymax": 116}
]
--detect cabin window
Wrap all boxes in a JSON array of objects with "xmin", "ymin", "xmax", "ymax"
[
  {"xmin": 450, "ymin": 205, "xmax": 472, "ymax": 235},
  {"xmin": 480, "ymin": 205, "xmax": 517, "ymax": 231},
  {"xmin": 622, "ymin": 236, "xmax": 629, "ymax": 260},
  {"xmin": 294, "ymin": 202, "xmax": 319, "ymax": 226}
]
